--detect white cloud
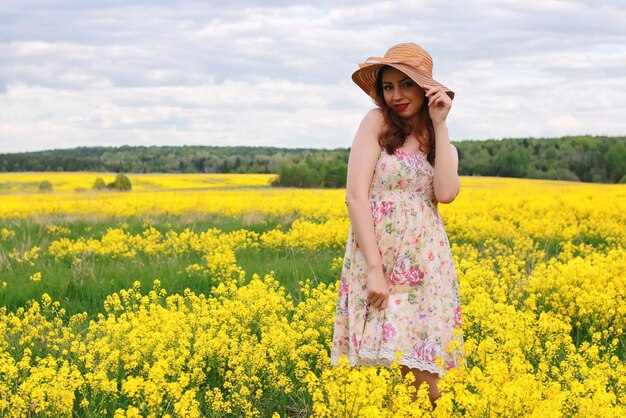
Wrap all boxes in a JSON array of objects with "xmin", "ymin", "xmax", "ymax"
[{"xmin": 0, "ymin": 0, "xmax": 625, "ymax": 153}]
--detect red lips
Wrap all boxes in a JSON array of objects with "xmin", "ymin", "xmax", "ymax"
[{"xmin": 394, "ymin": 103, "xmax": 409, "ymax": 112}]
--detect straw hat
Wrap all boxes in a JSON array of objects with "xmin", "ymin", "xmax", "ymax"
[{"xmin": 352, "ymin": 43, "xmax": 454, "ymax": 105}]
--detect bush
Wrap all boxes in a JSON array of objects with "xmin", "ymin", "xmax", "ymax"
[
  {"xmin": 271, "ymin": 159, "xmax": 346, "ymax": 188},
  {"xmin": 92, "ymin": 177, "xmax": 106, "ymax": 190},
  {"xmin": 324, "ymin": 162, "xmax": 347, "ymax": 188},
  {"xmin": 38, "ymin": 180, "xmax": 53, "ymax": 193},
  {"xmin": 527, "ymin": 168, "xmax": 555, "ymax": 180},
  {"xmin": 604, "ymin": 142, "xmax": 626, "ymax": 182},
  {"xmin": 555, "ymin": 168, "xmax": 581, "ymax": 182},
  {"xmin": 106, "ymin": 173, "xmax": 132, "ymax": 191},
  {"xmin": 272, "ymin": 162, "xmax": 321, "ymax": 188}
]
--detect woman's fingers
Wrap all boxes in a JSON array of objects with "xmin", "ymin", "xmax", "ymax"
[
  {"xmin": 368, "ymin": 293, "xmax": 389, "ymax": 310},
  {"xmin": 424, "ymin": 86, "xmax": 449, "ymax": 107},
  {"xmin": 424, "ymin": 85, "xmax": 440, "ymax": 97},
  {"xmin": 430, "ymin": 91, "xmax": 445, "ymax": 106},
  {"xmin": 430, "ymin": 94, "xmax": 452, "ymax": 113},
  {"xmin": 369, "ymin": 294, "xmax": 381, "ymax": 306}
]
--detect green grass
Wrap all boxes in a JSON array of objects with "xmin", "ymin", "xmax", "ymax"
[{"xmin": 0, "ymin": 215, "xmax": 342, "ymax": 318}]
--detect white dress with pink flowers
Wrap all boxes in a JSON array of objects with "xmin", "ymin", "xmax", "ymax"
[{"xmin": 330, "ymin": 147, "xmax": 467, "ymax": 377}]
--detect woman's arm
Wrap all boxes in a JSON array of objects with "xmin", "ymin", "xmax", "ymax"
[
  {"xmin": 432, "ymin": 123, "xmax": 460, "ymax": 203},
  {"xmin": 344, "ymin": 108, "xmax": 385, "ymax": 271},
  {"xmin": 346, "ymin": 108, "xmax": 389, "ymax": 309},
  {"xmin": 423, "ymin": 85, "xmax": 460, "ymax": 203}
]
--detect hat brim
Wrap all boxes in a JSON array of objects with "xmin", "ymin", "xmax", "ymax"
[{"xmin": 352, "ymin": 62, "xmax": 454, "ymax": 105}]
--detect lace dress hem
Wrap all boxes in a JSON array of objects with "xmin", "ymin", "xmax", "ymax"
[{"xmin": 330, "ymin": 347, "xmax": 445, "ymax": 378}]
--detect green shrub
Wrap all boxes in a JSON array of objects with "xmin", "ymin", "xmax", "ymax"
[
  {"xmin": 271, "ymin": 159, "xmax": 346, "ymax": 188},
  {"xmin": 92, "ymin": 177, "xmax": 107, "ymax": 190},
  {"xmin": 38, "ymin": 180, "xmax": 53, "ymax": 193},
  {"xmin": 106, "ymin": 173, "xmax": 132, "ymax": 191}
]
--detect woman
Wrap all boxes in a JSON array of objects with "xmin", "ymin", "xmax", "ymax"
[{"xmin": 330, "ymin": 43, "xmax": 467, "ymax": 407}]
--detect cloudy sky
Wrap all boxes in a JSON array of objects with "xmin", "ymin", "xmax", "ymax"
[{"xmin": 1, "ymin": 0, "xmax": 625, "ymax": 153}]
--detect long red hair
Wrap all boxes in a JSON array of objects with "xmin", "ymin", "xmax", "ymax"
[{"xmin": 374, "ymin": 66, "xmax": 436, "ymax": 166}]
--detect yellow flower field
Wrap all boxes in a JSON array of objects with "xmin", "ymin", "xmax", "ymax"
[
  {"xmin": 0, "ymin": 172, "xmax": 276, "ymax": 193},
  {"xmin": 0, "ymin": 173, "xmax": 625, "ymax": 416}
]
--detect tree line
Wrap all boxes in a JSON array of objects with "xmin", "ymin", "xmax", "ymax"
[
  {"xmin": 455, "ymin": 135, "xmax": 625, "ymax": 183},
  {"xmin": 0, "ymin": 136, "xmax": 624, "ymax": 186}
]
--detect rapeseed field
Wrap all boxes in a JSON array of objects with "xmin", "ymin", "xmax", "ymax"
[{"xmin": 0, "ymin": 173, "xmax": 624, "ymax": 417}]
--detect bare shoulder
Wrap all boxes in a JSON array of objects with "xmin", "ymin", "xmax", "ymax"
[
  {"xmin": 346, "ymin": 109, "xmax": 385, "ymax": 197},
  {"xmin": 361, "ymin": 108, "xmax": 384, "ymax": 130},
  {"xmin": 365, "ymin": 107, "xmax": 383, "ymax": 119},
  {"xmin": 352, "ymin": 108, "xmax": 384, "ymax": 155}
]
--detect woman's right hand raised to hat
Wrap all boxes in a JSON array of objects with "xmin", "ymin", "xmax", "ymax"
[
  {"xmin": 367, "ymin": 265, "xmax": 389, "ymax": 310},
  {"xmin": 424, "ymin": 85, "xmax": 452, "ymax": 126}
]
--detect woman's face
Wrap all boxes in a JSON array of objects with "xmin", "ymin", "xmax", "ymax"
[{"xmin": 381, "ymin": 67, "xmax": 426, "ymax": 119}]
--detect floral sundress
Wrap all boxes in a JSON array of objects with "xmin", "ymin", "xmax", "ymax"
[{"xmin": 330, "ymin": 147, "xmax": 467, "ymax": 377}]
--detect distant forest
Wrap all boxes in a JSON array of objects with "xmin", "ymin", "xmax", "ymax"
[{"xmin": 0, "ymin": 135, "xmax": 624, "ymax": 185}]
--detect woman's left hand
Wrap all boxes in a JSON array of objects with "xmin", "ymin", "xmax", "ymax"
[{"xmin": 424, "ymin": 86, "xmax": 452, "ymax": 125}]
